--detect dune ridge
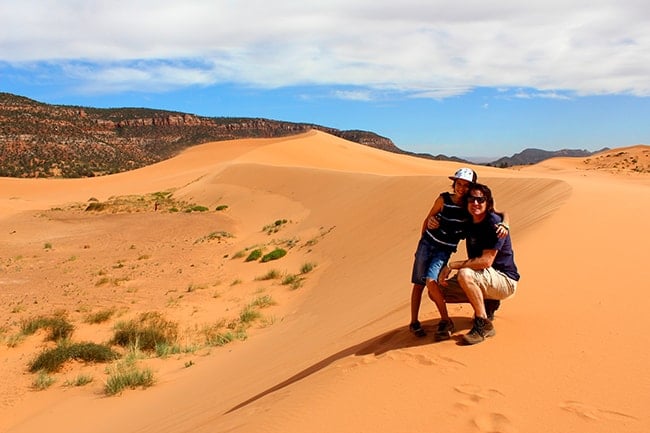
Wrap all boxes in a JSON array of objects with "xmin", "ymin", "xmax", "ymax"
[{"xmin": 0, "ymin": 131, "xmax": 648, "ymax": 433}]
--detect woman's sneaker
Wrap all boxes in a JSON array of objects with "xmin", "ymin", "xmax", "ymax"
[
  {"xmin": 462, "ymin": 316, "xmax": 495, "ymax": 345},
  {"xmin": 434, "ymin": 319, "xmax": 455, "ymax": 341}
]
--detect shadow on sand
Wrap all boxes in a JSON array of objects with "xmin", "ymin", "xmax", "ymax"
[{"xmin": 226, "ymin": 315, "xmax": 477, "ymax": 414}]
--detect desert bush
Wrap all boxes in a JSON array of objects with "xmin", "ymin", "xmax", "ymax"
[
  {"xmin": 263, "ymin": 219, "xmax": 288, "ymax": 234},
  {"xmin": 84, "ymin": 308, "xmax": 116, "ymax": 324},
  {"xmin": 32, "ymin": 371, "xmax": 55, "ymax": 390},
  {"xmin": 255, "ymin": 269, "xmax": 280, "ymax": 280},
  {"xmin": 215, "ymin": 205, "xmax": 228, "ymax": 211},
  {"xmin": 185, "ymin": 205, "xmax": 209, "ymax": 213},
  {"xmin": 231, "ymin": 250, "xmax": 246, "ymax": 259},
  {"xmin": 29, "ymin": 342, "xmax": 120, "ymax": 373},
  {"xmin": 301, "ymin": 262, "xmax": 317, "ymax": 274},
  {"xmin": 282, "ymin": 274, "xmax": 304, "ymax": 290},
  {"xmin": 104, "ymin": 358, "xmax": 154, "ymax": 396},
  {"xmin": 194, "ymin": 231, "xmax": 233, "ymax": 244},
  {"xmin": 261, "ymin": 248, "xmax": 287, "ymax": 262},
  {"xmin": 21, "ymin": 314, "xmax": 74, "ymax": 341},
  {"xmin": 250, "ymin": 295, "xmax": 276, "ymax": 308},
  {"xmin": 245, "ymin": 249, "xmax": 263, "ymax": 262},
  {"xmin": 112, "ymin": 312, "xmax": 178, "ymax": 351},
  {"xmin": 64, "ymin": 374, "xmax": 94, "ymax": 387},
  {"xmin": 239, "ymin": 305, "xmax": 261, "ymax": 325}
]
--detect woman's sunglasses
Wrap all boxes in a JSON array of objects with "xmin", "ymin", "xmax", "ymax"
[{"xmin": 468, "ymin": 195, "xmax": 487, "ymax": 204}]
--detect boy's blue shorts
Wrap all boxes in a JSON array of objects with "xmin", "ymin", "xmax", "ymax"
[{"xmin": 411, "ymin": 236, "xmax": 452, "ymax": 285}]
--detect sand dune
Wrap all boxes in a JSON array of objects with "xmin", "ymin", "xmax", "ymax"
[{"xmin": 0, "ymin": 131, "xmax": 648, "ymax": 433}]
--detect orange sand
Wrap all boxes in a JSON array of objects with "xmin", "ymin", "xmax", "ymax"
[{"xmin": 0, "ymin": 131, "xmax": 648, "ymax": 433}]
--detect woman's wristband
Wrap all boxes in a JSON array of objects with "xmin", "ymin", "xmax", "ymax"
[{"xmin": 498, "ymin": 222, "xmax": 510, "ymax": 231}]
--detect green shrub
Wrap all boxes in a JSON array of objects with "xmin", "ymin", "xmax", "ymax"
[
  {"xmin": 261, "ymin": 248, "xmax": 287, "ymax": 262},
  {"xmin": 21, "ymin": 314, "xmax": 74, "ymax": 341},
  {"xmin": 84, "ymin": 308, "xmax": 116, "ymax": 324},
  {"xmin": 29, "ymin": 342, "xmax": 120, "ymax": 373},
  {"xmin": 245, "ymin": 249, "xmax": 263, "ymax": 262},
  {"xmin": 301, "ymin": 262, "xmax": 317, "ymax": 274},
  {"xmin": 112, "ymin": 312, "xmax": 178, "ymax": 351},
  {"xmin": 215, "ymin": 205, "xmax": 228, "ymax": 211},
  {"xmin": 194, "ymin": 231, "xmax": 233, "ymax": 244},
  {"xmin": 32, "ymin": 371, "xmax": 55, "ymax": 390},
  {"xmin": 263, "ymin": 219, "xmax": 288, "ymax": 234},
  {"xmin": 231, "ymin": 250, "xmax": 246, "ymax": 259},
  {"xmin": 282, "ymin": 274, "xmax": 304, "ymax": 290},
  {"xmin": 64, "ymin": 374, "xmax": 94, "ymax": 387},
  {"xmin": 105, "ymin": 359, "xmax": 154, "ymax": 396},
  {"xmin": 186, "ymin": 205, "xmax": 209, "ymax": 212},
  {"xmin": 256, "ymin": 269, "xmax": 280, "ymax": 280},
  {"xmin": 250, "ymin": 295, "xmax": 276, "ymax": 308},
  {"xmin": 239, "ymin": 305, "xmax": 261, "ymax": 324},
  {"xmin": 202, "ymin": 320, "xmax": 247, "ymax": 346}
]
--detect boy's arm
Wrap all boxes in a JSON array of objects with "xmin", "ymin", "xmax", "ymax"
[{"xmin": 421, "ymin": 195, "xmax": 445, "ymax": 234}]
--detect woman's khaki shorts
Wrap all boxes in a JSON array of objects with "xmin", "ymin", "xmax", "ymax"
[{"xmin": 440, "ymin": 267, "xmax": 517, "ymax": 303}]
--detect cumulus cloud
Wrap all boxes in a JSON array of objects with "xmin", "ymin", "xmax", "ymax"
[{"xmin": 2, "ymin": 0, "xmax": 649, "ymax": 98}]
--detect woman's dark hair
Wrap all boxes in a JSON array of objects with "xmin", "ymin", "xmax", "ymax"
[{"xmin": 467, "ymin": 183, "xmax": 494, "ymax": 213}]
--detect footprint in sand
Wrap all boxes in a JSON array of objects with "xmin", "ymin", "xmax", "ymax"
[
  {"xmin": 454, "ymin": 383, "xmax": 504, "ymax": 403},
  {"xmin": 560, "ymin": 400, "xmax": 637, "ymax": 422},
  {"xmin": 383, "ymin": 350, "xmax": 467, "ymax": 371},
  {"xmin": 473, "ymin": 412, "xmax": 517, "ymax": 433},
  {"xmin": 453, "ymin": 384, "xmax": 516, "ymax": 433}
]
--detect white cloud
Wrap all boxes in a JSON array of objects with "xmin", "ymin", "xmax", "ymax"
[{"xmin": 2, "ymin": 0, "xmax": 649, "ymax": 97}]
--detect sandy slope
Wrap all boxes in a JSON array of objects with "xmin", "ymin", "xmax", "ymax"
[{"xmin": 0, "ymin": 132, "xmax": 648, "ymax": 433}]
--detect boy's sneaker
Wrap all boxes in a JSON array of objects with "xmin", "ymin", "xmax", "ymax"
[
  {"xmin": 409, "ymin": 320, "xmax": 426, "ymax": 338},
  {"xmin": 434, "ymin": 319, "xmax": 455, "ymax": 341},
  {"xmin": 462, "ymin": 316, "xmax": 495, "ymax": 345},
  {"xmin": 485, "ymin": 299, "xmax": 500, "ymax": 321}
]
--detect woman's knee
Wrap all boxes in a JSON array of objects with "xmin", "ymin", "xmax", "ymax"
[{"xmin": 456, "ymin": 268, "xmax": 475, "ymax": 286}]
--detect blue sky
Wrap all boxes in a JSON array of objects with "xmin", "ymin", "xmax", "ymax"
[{"xmin": 2, "ymin": 1, "xmax": 649, "ymax": 159}]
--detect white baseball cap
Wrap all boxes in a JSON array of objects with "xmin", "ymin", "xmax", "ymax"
[{"xmin": 449, "ymin": 168, "xmax": 477, "ymax": 183}]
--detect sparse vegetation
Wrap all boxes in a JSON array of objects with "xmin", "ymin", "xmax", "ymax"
[
  {"xmin": 263, "ymin": 219, "xmax": 288, "ymax": 234},
  {"xmin": 245, "ymin": 249, "xmax": 263, "ymax": 262},
  {"xmin": 185, "ymin": 205, "xmax": 209, "ymax": 213},
  {"xmin": 261, "ymin": 248, "xmax": 287, "ymax": 262},
  {"xmin": 104, "ymin": 357, "xmax": 155, "ymax": 396},
  {"xmin": 301, "ymin": 262, "xmax": 317, "ymax": 274},
  {"xmin": 239, "ymin": 305, "xmax": 261, "ymax": 324},
  {"xmin": 250, "ymin": 294, "xmax": 276, "ymax": 309},
  {"xmin": 215, "ymin": 205, "xmax": 228, "ymax": 211},
  {"xmin": 194, "ymin": 231, "xmax": 233, "ymax": 244},
  {"xmin": 256, "ymin": 269, "xmax": 281, "ymax": 281},
  {"xmin": 21, "ymin": 313, "xmax": 74, "ymax": 342},
  {"xmin": 84, "ymin": 308, "xmax": 116, "ymax": 324},
  {"xmin": 64, "ymin": 374, "xmax": 94, "ymax": 387},
  {"xmin": 282, "ymin": 274, "xmax": 304, "ymax": 290},
  {"xmin": 29, "ymin": 342, "xmax": 120, "ymax": 373},
  {"xmin": 112, "ymin": 312, "xmax": 178, "ymax": 351},
  {"xmin": 231, "ymin": 250, "xmax": 247, "ymax": 259},
  {"xmin": 32, "ymin": 371, "xmax": 56, "ymax": 390}
]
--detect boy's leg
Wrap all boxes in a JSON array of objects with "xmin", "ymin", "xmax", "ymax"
[
  {"xmin": 410, "ymin": 283, "xmax": 425, "ymax": 324},
  {"xmin": 426, "ymin": 279, "xmax": 450, "ymax": 321}
]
